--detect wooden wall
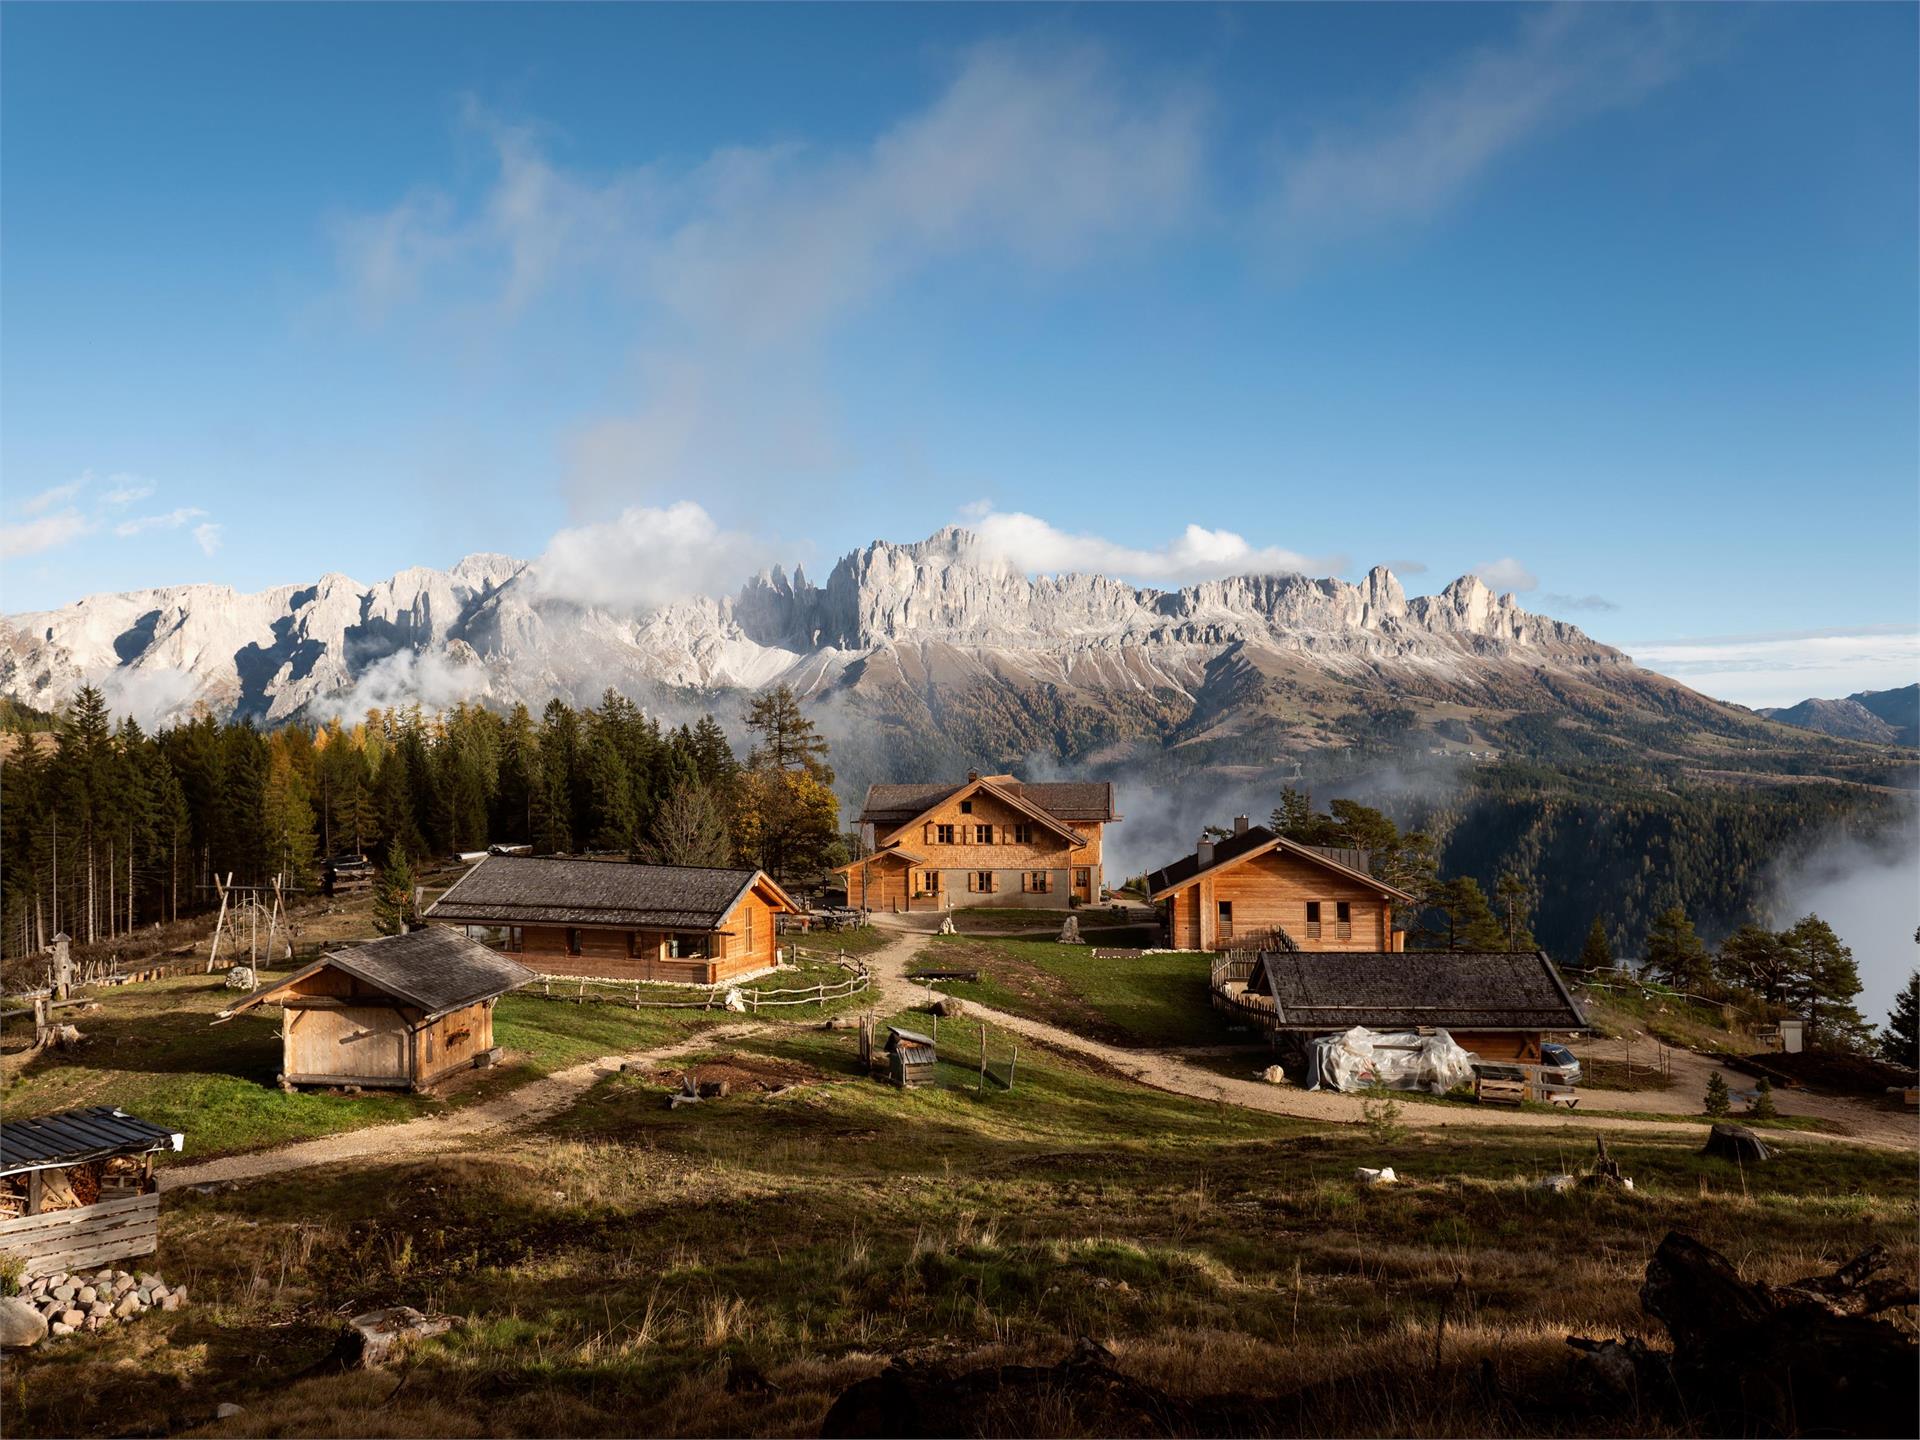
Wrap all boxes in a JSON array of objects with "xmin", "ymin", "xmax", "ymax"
[
  {"xmin": 1163, "ymin": 849, "xmax": 1395, "ymax": 951},
  {"xmin": 413, "ymin": 999, "xmax": 495, "ymax": 1087},
  {"xmin": 0, "ymin": 1192, "xmax": 160, "ymax": 1279},
  {"xmin": 284, "ymin": 1003, "xmax": 413, "ymax": 1087},
  {"xmin": 868, "ymin": 789, "xmax": 1104, "ymax": 911},
  {"xmin": 1452, "ymin": 1031, "xmax": 1542, "ymax": 1064}
]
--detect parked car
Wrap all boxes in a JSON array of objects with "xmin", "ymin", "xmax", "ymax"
[{"xmin": 1540, "ymin": 1043, "xmax": 1582, "ymax": 1087}]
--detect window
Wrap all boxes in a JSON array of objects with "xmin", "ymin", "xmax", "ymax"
[
  {"xmin": 566, "ymin": 927, "xmax": 583, "ymax": 956},
  {"xmin": 936, "ymin": 824, "xmax": 956, "ymax": 844},
  {"xmin": 1023, "ymin": 871, "xmax": 1052, "ymax": 893},
  {"xmin": 1336, "ymin": 901, "xmax": 1352, "ymax": 940},
  {"xmin": 1305, "ymin": 901, "xmax": 1322, "ymax": 940},
  {"xmin": 746, "ymin": 907, "xmax": 755, "ymax": 951},
  {"xmin": 970, "ymin": 870, "xmax": 994, "ymax": 893},
  {"xmin": 1217, "ymin": 900, "xmax": 1233, "ymax": 938},
  {"xmin": 975, "ymin": 824, "xmax": 993, "ymax": 844},
  {"xmin": 959, "ymin": 800, "xmax": 973, "ymax": 814},
  {"xmin": 1073, "ymin": 867, "xmax": 1091, "ymax": 889},
  {"xmin": 1012, "ymin": 822, "xmax": 1033, "ymax": 845},
  {"xmin": 506, "ymin": 926, "xmax": 523, "ymax": 953},
  {"xmin": 914, "ymin": 870, "xmax": 939, "ymax": 896}
]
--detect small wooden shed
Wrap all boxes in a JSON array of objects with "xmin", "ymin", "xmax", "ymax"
[
  {"xmin": 221, "ymin": 929, "xmax": 535, "ymax": 1091},
  {"xmin": 0, "ymin": 1107, "xmax": 182, "ymax": 1278},
  {"xmin": 885, "ymin": 1027, "xmax": 938, "ymax": 1088}
]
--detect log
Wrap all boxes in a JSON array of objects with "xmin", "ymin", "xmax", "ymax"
[{"xmin": 1570, "ymin": 1231, "xmax": 1918, "ymax": 1439}]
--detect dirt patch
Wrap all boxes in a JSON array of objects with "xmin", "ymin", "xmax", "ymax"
[
  {"xmin": 1578, "ymin": 1057, "xmax": 1680, "ymax": 1093},
  {"xmin": 653, "ymin": 1052, "xmax": 825, "ymax": 1093},
  {"xmin": 1731, "ymin": 1050, "xmax": 1916, "ymax": 1097}
]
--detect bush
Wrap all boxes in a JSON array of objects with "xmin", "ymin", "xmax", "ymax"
[
  {"xmin": 1361, "ymin": 1091, "xmax": 1406, "ymax": 1145},
  {"xmin": 1704, "ymin": 1070, "xmax": 1732, "ymax": 1118}
]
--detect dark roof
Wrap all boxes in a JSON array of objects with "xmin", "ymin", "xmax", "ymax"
[
  {"xmin": 425, "ymin": 854, "xmax": 787, "ymax": 930},
  {"xmin": 859, "ymin": 779, "xmax": 1117, "ymax": 829},
  {"xmin": 1247, "ymin": 950, "xmax": 1589, "ymax": 1033},
  {"xmin": 1, "ymin": 1106, "xmax": 180, "ymax": 1177},
  {"xmin": 886, "ymin": 1027, "xmax": 936, "ymax": 1053},
  {"xmin": 231, "ymin": 929, "xmax": 535, "ymax": 1022},
  {"xmin": 1145, "ymin": 827, "xmax": 1411, "ymax": 902}
]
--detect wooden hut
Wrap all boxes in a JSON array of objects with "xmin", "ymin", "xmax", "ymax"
[
  {"xmin": 221, "ymin": 929, "xmax": 534, "ymax": 1091},
  {"xmin": 1215, "ymin": 947, "xmax": 1589, "ymax": 1065},
  {"xmin": 0, "ymin": 1107, "xmax": 182, "ymax": 1278},
  {"xmin": 884, "ymin": 1027, "xmax": 938, "ymax": 1088},
  {"xmin": 424, "ymin": 855, "xmax": 799, "ymax": 985}
]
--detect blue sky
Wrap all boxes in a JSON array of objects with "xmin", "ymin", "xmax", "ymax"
[{"xmin": 3, "ymin": 2, "xmax": 1915, "ymax": 706}]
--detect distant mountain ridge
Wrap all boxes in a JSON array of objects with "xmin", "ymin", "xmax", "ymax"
[{"xmin": 1760, "ymin": 684, "xmax": 1919, "ymax": 747}]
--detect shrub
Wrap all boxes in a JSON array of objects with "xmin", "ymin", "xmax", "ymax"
[
  {"xmin": 1751, "ymin": 1076, "xmax": 1778, "ymax": 1120},
  {"xmin": 1704, "ymin": 1071, "xmax": 1731, "ymax": 1118},
  {"xmin": 1361, "ymin": 1091, "xmax": 1406, "ymax": 1145}
]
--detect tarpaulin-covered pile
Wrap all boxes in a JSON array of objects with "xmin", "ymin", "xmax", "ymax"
[{"xmin": 1305, "ymin": 1026, "xmax": 1477, "ymax": 1095}]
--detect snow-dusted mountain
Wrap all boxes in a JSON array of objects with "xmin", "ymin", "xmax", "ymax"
[{"xmin": 1, "ymin": 528, "xmax": 1618, "ymax": 721}]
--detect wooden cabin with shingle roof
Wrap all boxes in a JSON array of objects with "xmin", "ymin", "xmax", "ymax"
[
  {"xmin": 1217, "ymin": 946, "xmax": 1588, "ymax": 1065},
  {"xmin": 221, "ymin": 929, "xmax": 536, "ymax": 1090},
  {"xmin": 1145, "ymin": 818, "xmax": 1416, "ymax": 952},
  {"xmin": 838, "ymin": 772, "xmax": 1119, "ymax": 912},
  {"xmin": 423, "ymin": 854, "xmax": 800, "ymax": 984}
]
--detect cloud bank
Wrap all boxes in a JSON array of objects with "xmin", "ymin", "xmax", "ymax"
[
  {"xmin": 963, "ymin": 505, "xmax": 1343, "ymax": 586},
  {"xmin": 1631, "ymin": 625, "xmax": 1920, "ymax": 709},
  {"xmin": 531, "ymin": 501, "xmax": 775, "ymax": 612}
]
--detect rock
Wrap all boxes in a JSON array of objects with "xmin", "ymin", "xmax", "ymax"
[
  {"xmin": 215, "ymin": 1403, "xmax": 245, "ymax": 1420},
  {"xmin": 137, "ymin": 1288, "xmax": 154, "ymax": 1306},
  {"xmin": 113, "ymin": 1294, "xmax": 142, "ymax": 1319},
  {"xmin": 50, "ymin": 1322, "xmax": 73, "ymax": 1337},
  {"xmin": 112, "ymin": 1273, "xmax": 137, "ymax": 1294},
  {"xmin": 52, "ymin": 1284, "xmax": 77, "ymax": 1302},
  {"xmin": 225, "ymin": 965, "xmax": 256, "ymax": 989},
  {"xmin": 333, "ymin": 1306, "xmax": 455, "ymax": 1368},
  {"xmin": 60, "ymin": 1308, "xmax": 84, "ymax": 1328},
  {"xmin": 160, "ymin": 1292, "xmax": 183, "ymax": 1312},
  {"xmin": 137, "ymin": 1272, "xmax": 160, "ymax": 1288},
  {"xmin": 77, "ymin": 1286, "xmax": 98, "ymax": 1305},
  {"xmin": 1260, "ymin": 1064, "xmax": 1286, "ymax": 1085},
  {"xmin": 1354, "ymin": 1166, "xmax": 1398, "ymax": 1185},
  {"xmin": 0, "ymin": 1296, "xmax": 49, "ymax": 1349},
  {"xmin": 1535, "ymin": 1174, "xmax": 1577, "ymax": 1193},
  {"xmin": 929, "ymin": 996, "xmax": 965, "ymax": 1018},
  {"xmin": 1057, "ymin": 914, "xmax": 1085, "ymax": 945},
  {"xmin": 151, "ymin": 1285, "xmax": 171, "ymax": 1302}
]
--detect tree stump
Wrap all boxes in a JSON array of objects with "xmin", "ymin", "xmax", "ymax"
[{"xmin": 1701, "ymin": 1122, "xmax": 1771, "ymax": 1164}]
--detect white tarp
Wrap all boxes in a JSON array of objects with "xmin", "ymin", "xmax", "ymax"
[{"xmin": 1306, "ymin": 1026, "xmax": 1477, "ymax": 1095}]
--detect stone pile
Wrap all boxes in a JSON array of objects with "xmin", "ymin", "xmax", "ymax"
[{"xmin": 20, "ymin": 1266, "xmax": 187, "ymax": 1338}]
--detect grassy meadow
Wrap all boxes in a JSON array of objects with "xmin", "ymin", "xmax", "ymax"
[{"xmin": 4, "ymin": 1006, "xmax": 1913, "ymax": 1438}]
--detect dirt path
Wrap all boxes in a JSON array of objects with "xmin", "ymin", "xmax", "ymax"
[
  {"xmin": 159, "ymin": 1024, "xmax": 760, "ymax": 1191},
  {"xmin": 865, "ymin": 922, "xmax": 1916, "ymax": 1150}
]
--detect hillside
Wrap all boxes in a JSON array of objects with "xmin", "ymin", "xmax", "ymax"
[{"xmin": 1762, "ymin": 684, "xmax": 1919, "ymax": 747}]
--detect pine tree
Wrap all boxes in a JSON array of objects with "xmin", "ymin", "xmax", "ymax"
[
  {"xmin": 638, "ymin": 780, "xmax": 733, "ymax": 867},
  {"xmin": 371, "ymin": 841, "xmax": 416, "ymax": 935},
  {"xmin": 1494, "ymin": 870, "xmax": 1538, "ymax": 952},
  {"xmin": 1879, "ymin": 970, "xmax": 1918, "ymax": 1070},
  {"xmin": 1576, "ymin": 916, "xmax": 1613, "ymax": 972},
  {"xmin": 743, "ymin": 684, "xmax": 833, "ymax": 782},
  {"xmin": 1779, "ymin": 914, "xmax": 1868, "ymax": 1049},
  {"xmin": 1717, "ymin": 924, "xmax": 1794, "ymax": 1004},
  {"xmin": 1704, "ymin": 1070, "xmax": 1731, "ymax": 1119},
  {"xmin": 1643, "ymin": 906, "xmax": 1711, "ymax": 991},
  {"xmin": 1269, "ymin": 787, "xmax": 1313, "ymax": 839},
  {"xmin": 581, "ymin": 733, "xmax": 637, "ymax": 853},
  {"xmin": 1750, "ymin": 1077, "xmax": 1777, "ymax": 1120},
  {"xmin": 1433, "ymin": 876, "xmax": 1505, "ymax": 951}
]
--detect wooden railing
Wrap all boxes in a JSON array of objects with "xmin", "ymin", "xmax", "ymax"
[{"xmin": 0, "ymin": 1192, "xmax": 160, "ymax": 1279}]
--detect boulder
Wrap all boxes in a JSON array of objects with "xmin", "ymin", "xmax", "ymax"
[
  {"xmin": 1057, "ymin": 914, "xmax": 1085, "ymax": 945},
  {"xmin": 1354, "ymin": 1166, "xmax": 1398, "ymax": 1185},
  {"xmin": 215, "ymin": 1403, "xmax": 246, "ymax": 1420},
  {"xmin": 225, "ymin": 965, "xmax": 256, "ymax": 990},
  {"xmin": 77, "ymin": 1286, "xmax": 98, "ymax": 1305},
  {"xmin": 929, "ymin": 996, "xmax": 965, "ymax": 1019},
  {"xmin": 0, "ymin": 1297, "xmax": 49, "ymax": 1349}
]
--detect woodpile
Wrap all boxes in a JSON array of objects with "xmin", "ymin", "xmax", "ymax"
[{"xmin": 1568, "ymin": 1231, "xmax": 1918, "ymax": 1437}]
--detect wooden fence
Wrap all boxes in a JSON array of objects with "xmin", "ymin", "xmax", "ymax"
[
  {"xmin": 0, "ymin": 1192, "xmax": 160, "ymax": 1279},
  {"xmin": 523, "ymin": 951, "xmax": 871, "ymax": 1012}
]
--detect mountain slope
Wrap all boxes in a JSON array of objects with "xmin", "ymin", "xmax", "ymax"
[{"xmin": 1761, "ymin": 684, "xmax": 1917, "ymax": 747}]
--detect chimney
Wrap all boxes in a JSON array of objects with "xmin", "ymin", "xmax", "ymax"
[
  {"xmin": 1233, "ymin": 815, "xmax": 1249, "ymax": 835},
  {"xmin": 967, "ymin": 769, "xmax": 979, "ymax": 782},
  {"xmin": 1196, "ymin": 836, "xmax": 1215, "ymax": 867}
]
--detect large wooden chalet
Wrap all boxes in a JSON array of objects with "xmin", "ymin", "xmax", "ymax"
[
  {"xmin": 839, "ymin": 773, "xmax": 1118, "ymax": 911},
  {"xmin": 424, "ymin": 855, "xmax": 799, "ymax": 985},
  {"xmin": 1146, "ymin": 819, "xmax": 1415, "ymax": 952}
]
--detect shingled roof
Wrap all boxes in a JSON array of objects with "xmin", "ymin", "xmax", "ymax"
[
  {"xmin": 1144, "ymin": 826, "xmax": 1410, "ymax": 902},
  {"xmin": 1, "ymin": 1106, "xmax": 182, "ymax": 1178},
  {"xmin": 858, "ymin": 779, "xmax": 1117, "ymax": 829},
  {"xmin": 226, "ymin": 929, "xmax": 536, "ymax": 1022},
  {"xmin": 425, "ymin": 855, "xmax": 791, "ymax": 931},
  {"xmin": 1246, "ymin": 950, "xmax": 1588, "ymax": 1033}
]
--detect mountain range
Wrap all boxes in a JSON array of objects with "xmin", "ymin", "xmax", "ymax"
[
  {"xmin": 1760, "ymin": 685, "xmax": 1919, "ymax": 748},
  {"xmin": 1, "ymin": 528, "xmax": 1736, "ymax": 749}
]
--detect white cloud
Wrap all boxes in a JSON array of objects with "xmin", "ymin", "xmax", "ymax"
[
  {"xmin": 1539, "ymin": 591, "xmax": 1619, "ymax": 613},
  {"xmin": 312, "ymin": 648, "xmax": 491, "ymax": 723},
  {"xmin": 530, "ymin": 501, "xmax": 775, "ymax": 612},
  {"xmin": 114, "ymin": 507, "xmax": 207, "ymax": 538},
  {"xmin": 20, "ymin": 478, "xmax": 87, "ymax": 516},
  {"xmin": 193, "ymin": 523, "xmax": 224, "ymax": 557},
  {"xmin": 100, "ymin": 666, "xmax": 202, "ymax": 730},
  {"xmin": 1471, "ymin": 556, "xmax": 1539, "ymax": 593},
  {"xmin": 1630, "ymin": 624, "xmax": 1920, "ymax": 709},
  {"xmin": 335, "ymin": 41, "xmax": 1205, "ymax": 512},
  {"xmin": 1266, "ymin": 7, "xmax": 1687, "ymax": 256},
  {"xmin": 101, "ymin": 475, "xmax": 157, "ymax": 507},
  {"xmin": 963, "ymin": 505, "xmax": 1343, "ymax": 586},
  {"xmin": 1, "ymin": 510, "xmax": 92, "ymax": 559}
]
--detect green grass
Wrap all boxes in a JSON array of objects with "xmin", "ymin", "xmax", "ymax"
[
  {"xmin": 915, "ymin": 936, "xmax": 1251, "ymax": 1049},
  {"xmin": 8, "ymin": 1005, "xmax": 1911, "ymax": 1439}
]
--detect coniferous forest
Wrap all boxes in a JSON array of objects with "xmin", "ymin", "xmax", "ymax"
[{"xmin": 0, "ymin": 684, "xmax": 842, "ymax": 959}]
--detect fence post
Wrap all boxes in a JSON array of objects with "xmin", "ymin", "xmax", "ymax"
[
  {"xmin": 1007, "ymin": 1045, "xmax": 1018, "ymax": 1092},
  {"xmin": 979, "ymin": 1023, "xmax": 986, "ymax": 1093}
]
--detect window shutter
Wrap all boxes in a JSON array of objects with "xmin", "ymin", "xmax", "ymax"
[
  {"xmin": 967, "ymin": 872, "xmax": 978, "ymax": 893},
  {"xmin": 924, "ymin": 821, "xmax": 934, "ymax": 844},
  {"xmin": 989, "ymin": 872, "xmax": 998, "ymax": 893}
]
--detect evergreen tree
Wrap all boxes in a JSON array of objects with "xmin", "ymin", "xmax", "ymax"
[
  {"xmin": 1750, "ymin": 1077, "xmax": 1777, "ymax": 1120},
  {"xmin": 1704, "ymin": 1070, "xmax": 1731, "ymax": 1119},
  {"xmin": 1432, "ymin": 876, "xmax": 1505, "ymax": 951},
  {"xmin": 1495, "ymin": 870, "xmax": 1538, "ymax": 952},
  {"xmin": 371, "ymin": 841, "xmax": 417, "ymax": 935},
  {"xmin": 1643, "ymin": 906, "xmax": 1711, "ymax": 991},
  {"xmin": 1716, "ymin": 924, "xmax": 1795, "ymax": 1005},
  {"xmin": 1575, "ymin": 916, "xmax": 1613, "ymax": 973},
  {"xmin": 1778, "ymin": 914, "xmax": 1868, "ymax": 1048},
  {"xmin": 743, "ymin": 684, "xmax": 833, "ymax": 782},
  {"xmin": 1269, "ymin": 787, "xmax": 1313, "ymax": 838},
  {"xmin": 581, "ymin": 732, "xmax": 638, "ymax": 853},
  {"xmin": 262, "ymin": 745, "xmax": 319, "ymax": 890},
  {"xmin": 1878, "ymin": 970, "xmax": 1918, "ymax": 1070}
]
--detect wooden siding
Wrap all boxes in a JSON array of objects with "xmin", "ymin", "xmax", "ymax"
[
  {"xmin": 285, "ymin": 1003, "xmax": 412, "ymax": 1087},
  {"xmin": 0, "ymin": 1192, "xmax": 160, "ymax": 1279},
  {"xmin": 1166, "ymin": 849, "xmax": 1395, "ymax": 952},
  {"xmin": 483, "ymin": 891, "xmax": 778, "ymax": 985},
  {"xmin": 1453, "ymin": 1031, "xmax": 1543, "ymax": 1064},
  {"xmin": 865, "ymin": 789, "xmax": 1105, "ymax": 912},
  {"xmin": 413, "ymin": 999, "xmax": 495, "ymax": 1087}
]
